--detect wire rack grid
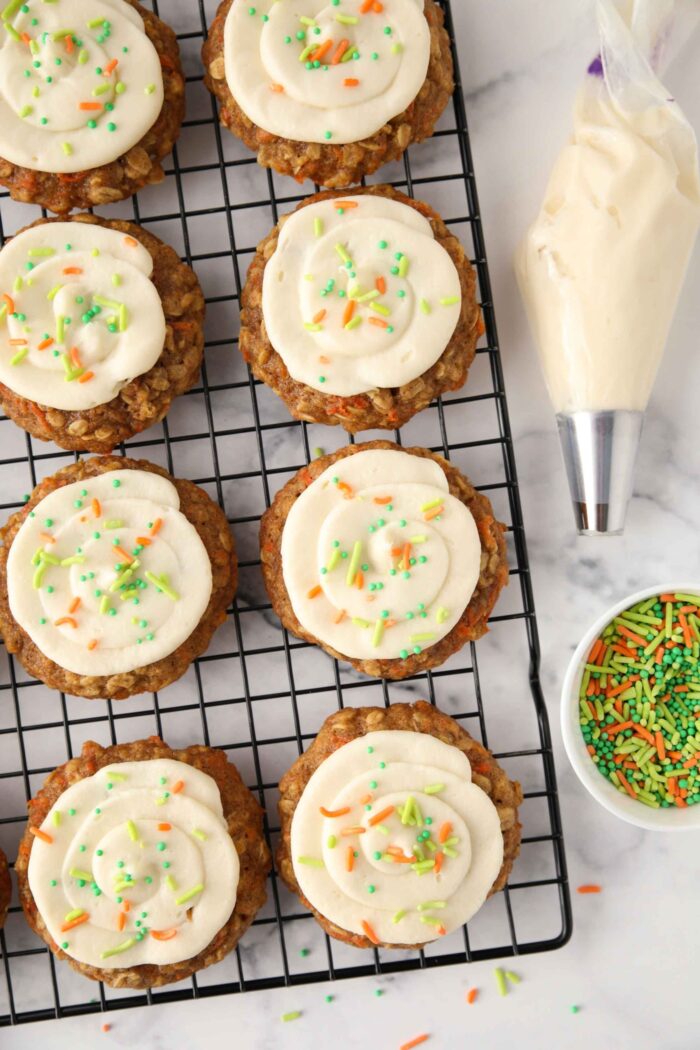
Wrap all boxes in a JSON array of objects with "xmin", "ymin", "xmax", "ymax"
[{"xmin": 0, "ymin": 0, "xmax": 572, "ymax": 1027}]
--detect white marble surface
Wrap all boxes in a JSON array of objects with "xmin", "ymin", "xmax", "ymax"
[{"xmin": 3, "ymin": 1, "xmax": 700, "ymax": 1047}]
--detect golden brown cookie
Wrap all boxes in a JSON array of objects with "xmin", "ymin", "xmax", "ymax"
[
  {"xmin": 0, "ymin": 1, "xmax": 185, "ymax": 213},
  {"xmin": 277, "ymin": 702, "xmax": 522, "ymax": 949},
  {"xmin": 203, "ymin": 0, "xmax": 453, "ymax": 188},
  {"xmin": 15, "ymin": 737, "xmax": 270, "ymax": 989},
  {"xmin": 260, "ymin": 441, "xmax": 508, "ymax": 679},
  {"xmin": 0, "ymin": 456, "xmax": 236, "ymax": 700},
  {"xmin": 0, "ymin": 847, "xmax": 11, "ymax": 928},
  {"xmin": 240, "ymin": 187, "xmax": 482, "ymax": 431},
  {"xmin": 0, "ymin": 214, "xmax": 204, "ymax": 453}
]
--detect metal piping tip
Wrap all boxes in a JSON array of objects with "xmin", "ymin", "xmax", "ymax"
[{"xmin": 556, "ymin": 411, "xmax": 644, "ymax": 536}]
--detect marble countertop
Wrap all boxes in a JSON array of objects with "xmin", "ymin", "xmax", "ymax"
[{"xmin": 4, "ymin": 2, "xmax": 699, "ymax": 1047}]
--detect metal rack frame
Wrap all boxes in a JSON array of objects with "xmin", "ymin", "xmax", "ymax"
[{"xmin": 0, "ymin": 0, "xmax": 572, "ymax": 1026}]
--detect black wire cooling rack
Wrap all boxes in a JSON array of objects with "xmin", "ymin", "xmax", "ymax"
[{"xmin": 0, "ymin": 0, "xmax": 572, "ymax": 1027}]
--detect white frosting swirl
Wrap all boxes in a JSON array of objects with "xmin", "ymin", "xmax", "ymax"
[
  {"xmin": 281, "ymin": 449, "xmax": 481, "ymax": 662},
  {"xmin": 0, "ymin": 222, "xmax": 166, "ymax": 411},
  {"xmin": 262, "ymin": 194, "xmax": 461, "ymax": 396},
  {"xmin": 0, "ymin": 0, "xmax": 164, "ymax": 175},
  {"xmin": 224, "ymin": 0, "xmax": 430, "ymax": 145},
  {"xmin": 7, "ymin": 469, "xmax": 213, "ymax": 677},
  {"xmin": 27, "ymin": 758, "xmax": 239, "ymax": 969},
  {"xmin": 291, "ymin": 731, "xmax": 503, "ymax": 944}
]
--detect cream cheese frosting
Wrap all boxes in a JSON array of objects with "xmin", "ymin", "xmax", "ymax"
[
  {"xmin": 262, "ymin": 195, "xmax": 462, "ymax": 396},
  {"xmin": 291, "ymin": 730, "xmax": 503, "ymax": 944},
  {"xmin": 0, "ymin": 0, "xmax": 164, "ymax": 175},
  {"xmin": 281, "ymin": 450, "xmax": 481, "ymax": 663},
  {"xmin": 27, "ymin": 758, "xmax": 239, "ymax": 969},
  {"xmin": 0, "ymin": 222, "xmax": 166, "ymax": 411},
  {"xmin": 7, "ymin": 469, "xmax": 213, "ymax": 677},
  {"xmin": 224, "ymin": 0, "xmax": 430, "ymax": 145}
]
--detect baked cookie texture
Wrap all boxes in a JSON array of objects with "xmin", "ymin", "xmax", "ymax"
[
  {"xmin": 0, "ymin": 1, "xmax": 185, "ymax": 214},
  {"xmin": 240, "ymin": 186, "xmax": 483, "ymax": 431},
  {"xmin": 260, "ymin": 441, "xmax": 508, "ymax": 679},
  {"xmin": 203, "ymin": 0, "xmax": 454, "ymax": 188},
  {"xmin": 0, "ymin": 847, "xmax": 10, "ymax": 928},
  {"xmin": 0, "ymin": 215, "xmax": 205, "ymax": 454},
  {"xmin": 15, "ymin": 737, "xmax": 270, "ymax": 988},
  {"xmin": 0, "ymin": 457, "xmax": 236, "ymax": 700},
  {"xmin": 277, "ymin": 701, "xmax": 523, "ymax": 949}
]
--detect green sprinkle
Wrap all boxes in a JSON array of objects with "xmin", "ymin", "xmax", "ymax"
[
  {"xmin": 281, "ymin": 1012, "xmax": 302, "ymax": 1023},
  {"xmin": 174, "ymin": 884, "xmax": 204, "ymax": 906},
  {"xmin": 52, "ymin": 810, "xmax": 62, "ymax": 827},
  {"xmin": 126, "ymin": 819, "xmax": 139, "ymax": 842},
  {"xmin": 10, "ymin": 347, "xmax": 28, "ymax": 366},
  {"xmin": 101, "ymin": 938, "xmax": 136, "ymax": 960},
  {"xmin": 440, "ymin": 296, "xmax": 460, "ymax": 306},
  {"xmin": 327, "ymin": 834, "xmax": 337, "ymax": 848},
  {"xmin": 314, "ymin": 217, "xmax": 324, "ymax": 237},
  {"xmin": 144, "ymin": 571, "xmax": 179, "ymax": 601},
  {"xmin": 69, "ymin": 867, "xmax": 93, "ymax": 882},
  {"xmin": 494, "ymin": 967, "xmax": 508, "ymax": 996},
  {"xmin": 423, "ymin": 784, "xmax": 444, "ymax": 794},
  {"xmin": 369, "ymin": 301, "xmax": 390, "ymax": 317},
  {"xmin": 335, "ymin": 13, "xmax": 358, "ymax": 23},
  {"xmin": 346, "ymin": 539, "xmax": 362, "ymax": 586},
  {"xmin": 191, "ymin": 828, "xmax": 207, "ymax": 841}
]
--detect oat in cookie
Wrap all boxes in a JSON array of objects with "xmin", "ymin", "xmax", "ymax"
[
  {"xmin": 277, "ymin": 703, "xmax": 522, "ymax": 949},
  {"xmin": 0, "ymin": 215, "xmax": 204, "ymax": 453},
  {"xmin": 15, "ymin": 737, "xmax": 270, "ymax": 988},
  {"xmin": 203, "ymin": 0, "xmax": 453, "ymax": 188},
  {"xmin": 0, "ymin": 0, "xmax": 185, "ymax": 212},
  {"xmin": 0, "ymin": 457, "xmax": 236, "ymax": 700},
  {"xmin": 260, "ymin": 442, "xmax": 507, "ymax": 680}
]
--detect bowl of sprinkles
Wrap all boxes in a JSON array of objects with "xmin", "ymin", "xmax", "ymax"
[{"xmin": 561, "ymin": 584, "xmax": 700, "ymax": 830}]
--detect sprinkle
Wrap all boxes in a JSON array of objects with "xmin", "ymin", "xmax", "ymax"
[
  {"xmin": 126, "ymin": 819, "xmax": 139, "ymax": 842},
  {"xmin": 335, "ymin": 13, "xmax": 358, "ymax": 23},
  {"xmin": 331, "ymin": 37, "xmax": 349, "ymax": 63},
  {"xmin": 296, "ymin": 856, "xmax": 324, "ymax": 869},
  {"xmin": 320, "ymin": 806, "xmax": 351, "ymax": 818},
  {"xmin": 335, "ymin": 243, "xmax": 351, "ymax": 265},
  {"xmin": 423, "ymin": 784, "xmax": 444, "ymax": 795},
  {"xmin": 505, "ymin": 970, "xmax": 521, "ymax": 985},
  {"xmin": 577, "ymin": 884, "xmax": 602, "ymax": 894},
  {"xmin": 101, "ymin": 938, "xmax": 136, "ymax": 960},
  {"xmin": 61, "ymin": 911, "xmax": 90, "ymax": 932},
  {"xmin": 30, "ymin": 827, "xmax": 53, "ymax": 844},
  {"xmin": 10, "ymin": 347, "xmax": 28, "ymax": 365},
  {"xmin": 399, "ymin": 1037, "xmax": 430, "ymax": 1050},
  {"xmin": 466, "ymin": 988, "xmax": 478, "ymax": 1005},
  {"xmin": 368, "ymin": 805, "xmax": 394, "ymax": 826},
  {"xmin": 314, "ymin": 217, "xmax": 324, "ymax": 237},
  {"xmin": 494, "ymin": 968, "xmax": 508, "ymax": 996},
  {"xmin": 440, "ymin": 296, "xmax": 460, "ymax": 306},
  {"xmin": 69, "ymin": 867, "xmax": 93, "ymax": 882},
  {"xmin": 346, "ymin": 845, "xmax": 354, "ymax": 872},
  {"xmin": 360, "ymin": 919, "xmax": 380, "ymax": 945},
  {"xmin": 191, "ymin": 828, "xmax": 207, "ymax": 841},
  {"xmin": 172, "ymin": 779, "xmax": 184, "ymax": 793},
  {"xmin": 281, "ymin": 1012, "xmax": 302, "ymax": 1023}
]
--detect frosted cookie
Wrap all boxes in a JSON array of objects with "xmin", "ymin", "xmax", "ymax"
[
  {"xmin": 15, "ymin": 737, "xmax": 270, "ymax": 989},
  {"xmin": 277, "ymin": 702, "xmax": 522, "ymax": 949},
  {"xmin": 0, "ymin": 456, "xmax": 236, "ymax": 700},
  {"xmin": 240, "ymin": 187, "xmax": 482, "ymax": 431},
  {"xmin": 0, "ymin": 0, "xmax": 185, "ymax": 213},
  {"xmin": 0, "ymin": 847, "xmax": 10, "ymax": 927},
  {"xmin": 0, "ymin": 215, "xmax": 204, "ymax": 453},
  {"xmin": 260, "ymin": 442, "xmax": 508, "ymax": 680},
  {"xmin": 203, "ymin": 0, "xmax": 453, "ymax": 188}
]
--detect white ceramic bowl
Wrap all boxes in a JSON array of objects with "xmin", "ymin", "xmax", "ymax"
[{"xmin": 561, "ymin": 582, "xmax": 700, "ymax": 832}]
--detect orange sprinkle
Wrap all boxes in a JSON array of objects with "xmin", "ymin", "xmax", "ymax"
[
  {"xmin": 101, "ymin": 1025, "xmax": 111, "ymax": 1034},
  {"xmin": 368, "ymin": 805, "xmax": 394, "ymax": 826},
  {"xmin": 337, "ymin": 481, "xmax": 354, "ymax": 498},
  {"xmin": 607, "ymin": 676, "xmax": 639, "ymax": 698},
  {"xmin": 617, "ymin": 624, "xmax": 647, "ymax": 647},
  {"xmin": 434, "ymin": 851, "xmax": 444, "ymax": 874},
  {"xmin": 373, "ymin": 496, "xmax": 392, "ymax": 505},
  {"xmin": 360, "ymin": 919, "xmax": 380, "ymax": 946},
  {"xmin": 117, "ymin": 912, "xmax": 126, "ymax": 931},
  {"xmin": 334, "ymin": 608, "xmax": 346, "ymax": 624},
  {"xmin": 683, "ymin": 754, "xmax": 699, "ymax": 769},
  {"xmin": 151, "ymin": 928, "xmax": 178, "ymax": 941},
  {"xmin": 79, "ymin": 101, "xmax": 102, "ymax": 110},
  {"xmin": 360, "ymin": 0, "xmax": 375, "ymax": 9},
  {"xmin": 310, "ymin": 39, "xmax": 333, "ymax": 63},
  {"xmin": 172, "ymin": 779, "xmax": 184, "ymax": 793},
  {"xmin": 577, "ymin": 884, "xmax": 602, "ymax": 894},
  {"xmin": 603, "ymin": 720, "xmax": 633, "ymax": 736},
  {"xmin": 69, "ymin": 597, "xmax": 82, "ymax": 613},
  {"xmin": 375, "ymin": 275, "xmax": 386, "ymax": 294},
  {"xmin": 340, "ymin": 826, "xmax": 366, "ymax": 836},
  {"xmin": 373, "ymin": 0, "xmax": 384, "ymax": 9},
  {"xmin": 92, "ymin": 497, "xmax": 101, "ymax": 518},
  {"xmin": 402, "ymin": 543, "xmax": 411, "ymax": 570},
  {"xmin": 675, "ymin": 796, "xmax": 688, "ymax": 808},
  {"xmin": 369, "ymin": 317, "xmax": 389, "ymax": 329},
  {"xmin": 64, "ymin": 34, "xmax": 74, "ymax": 54},
  {"xmin": 342, "ymin": 299, "xmax": 356, "ymax": 326},
  {"xmin": 467, "ymin": 988, "xmax": 478, "ymax": 1005},
  {"xmin": 87, "ymin": 639, "xmax": 98, "ymax": 651},
  {"xmin": 343, "ymin": 77, "xmax": 360, "ymax": 87},
  {"xmin": 346, "ymin": 845, "xmax": 354, "ymax": 872},
  {"xmin": 9, "ymin": 339, "xmax": 27, "ymax": 346},
  {"xmin": 616, "ymin": 771, "xmax": 637, "ymax": 800},
  {"xmin": 668, "ymin": 777, "xmax": 678, "ymax": 795},
  {"xmin": 679, "ymin": 612, "xmax": 693, "ymax": 648},
  {"xmin": 659, "ymin": 594, "xmax": 677, "ymax": 602},
  {"xmin": 269, "ymin": 82, "xmax": 284, "ymax": 93},
  {"xmin": 423, "ymin": 505, "xmax": 444, "ymax": 522},
  {"xmin": 62, "ymin": 267, "xmax": 83, "ymax": 275},
  {"xmin": 318, "ymin": 355, "xmax": 330, "ymax": 364},
  {"xmin": 634, "ymin": 725, "xmax": 655, "ymax": 746},
  {"xmin": 307, "ymin": 585, "xmax": 322, "ymax": 599},
  {"xmin": 37, "ymin": 337, "xmax": 54, "ymax": 350},
  {"xmin": 124, "ymin": 236, "xmax": 138, "ymax": 248},
  {"xmin": 331, "ymin": 37, "xmax": 350, "ymax": 64},
  {"xmin": 438, "ymin": 821, "xmax": 452, "ymax": 844},
  {"xmin": 655, "ymin": 732, "xmax": 666, "ymax": 761},
  {"xmin": 355, "ymin": 570, "xmax": 364, "ymax": 589},
  {"xmin": 335, "ymin": 201, "xmax": 358, "ymax": 209},
  {"xmin": 70, "ymin": 346, "xmax": 82, "ymax": 368},
  {"xmin": 150, "ymin": 518, "xmax": 163, "ymax": 535},
  {"xmin": 313, "ymin": 309, "xmax": 327, "ymax": 324},
  {"xmin": 122, "ymin": 900, "xmax": 131, "ymax": 912},
  {"xmin": 358, "ymin": 794, "xmax": 373, "ymax": 805},
  {"xmin": 20, "ymin": 31, "xmax": 30, "ymax": 44},
  {"xmin": 135, "ymin": 536, "xmax": 152, "ymax": 546},
  {"xmin": 113, "ymin": 546, "xmax": 134, "ymax": 564},
  {"xmin": 2, "ymin": 293, "xmax": 15, "ymax": 312},
  {"xmin": 319, "ymin": 806, "xmax": 351, "ymax": 818},
  {"xmin": 60, "ymin": 912, "xmax": 90, "ymax": 932},
  {"xmin": 39, "ymin": 532, "xmax": 55, "ymax": 544},
  {"xmin": 54, "ymin": 617, "xmax": 78, "ymax": 628},
  {"xmin": 29, "ymin": 827, "xmax": 53, "ymax": 844},
  {"xmin": 399, "ymin": 1036, "xmax": 429, "ymax": 1050},
  {"xmin": 158, "ymin": 823, "xmax": 172, "ymax": 831}
]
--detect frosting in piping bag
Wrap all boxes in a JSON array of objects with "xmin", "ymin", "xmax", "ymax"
[{"xmin": 27, "ymin": 758, "xmax": 239, "ymax": 968}]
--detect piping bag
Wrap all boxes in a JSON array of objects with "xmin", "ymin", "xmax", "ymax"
[{"xmin": 516, "ymin": 0, "xmax": 700, "ymax": 535}]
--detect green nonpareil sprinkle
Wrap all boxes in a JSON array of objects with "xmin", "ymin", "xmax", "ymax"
[
  {"xmin": 101, "ymin": 938, "xmax": 136, "ymax": 960},
  {"xmin": 175, "ymin": 884, "xmax": 204, "ymax": 905},
  {"xmin": 296, "ymin": 856, "xmax": 324, "ymax": 869},
  {"xmin": 494, "ymin": 967, "xmax": 508, "ymax": 996}
]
